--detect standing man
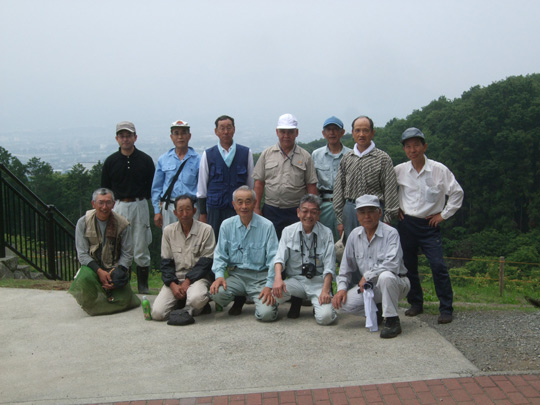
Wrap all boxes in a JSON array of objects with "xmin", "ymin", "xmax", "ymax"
[
  {"xmin": 333, "ymin": 116, "xmax": 399, "ymax": 241},
  {"xmin": 69, "ymin": 188, "xmax": 140, "ymax": 316},
  {"xmin": 197, "ymin": 115, "xmax": 254, "ymax": 239},
  {"xmin": 151, "ymin": 195, "xmax": 215, "ymax": 325},
  {"xmin": 271, "ymin": 194, "xmax": 337, "ymax": 324},
  {"xmin": 210, "ymin": 186, "xmax": 279, "ymax": 322},
  {"xmin": 395, "ymin": 128, "xmax": 464, "ymax": 324},
  {"xmin": 312, "ymin": 116, "xmax": 351, "ymax": 241},
  {"xmin": 152, "ymin": 120, "xmax": 200, "ymax": 229},
  {"xmin": 332, "ymin": 195, "xmax": 410, "ymax": 339},
  {"xmin": 101, "ymin": 121, "xmax": 155, "ymax": 294},
  {"xmin": 253, "ymin": 113, "xmax": 318, "ymax": 240}
]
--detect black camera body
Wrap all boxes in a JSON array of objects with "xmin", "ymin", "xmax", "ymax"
[{"xmin": 301, "ymin": 263, "xmax": 317, "ymax": 279}]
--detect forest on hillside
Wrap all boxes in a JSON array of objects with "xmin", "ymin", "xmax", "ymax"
[{"xmin": 2, "ymin": 74, "xmax": 540, "ymax": 273}]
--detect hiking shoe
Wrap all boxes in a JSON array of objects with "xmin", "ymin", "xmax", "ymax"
[
  {"xmin": 438, "ymin": 313, "xmax": 453, "ymax": 324},
  {"xmin": 405, "ymin": 306, "xmax": 423, "ymax": 317},
  {"xmin": 376, "ymin": 303, "xmax": 383, "ymax": 326},
  {"xmin": 380, "ymin": 316, "xmax": 402, "ymax": 339},
  {"xmin": 168, "ymin": 309, "xmax": 195, "ymax": 326},
  {"xmin": 287, "ymin": 296, "xmax": 302, "ymax": 319},
  {"xmin": 228, "ymin": 296, "xmax": 246, "ymax": 316}
]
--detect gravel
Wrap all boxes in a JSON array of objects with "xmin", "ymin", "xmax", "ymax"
[{"xmin": 418, "ymin": 310, "xmax": 540, "ymax": 372}]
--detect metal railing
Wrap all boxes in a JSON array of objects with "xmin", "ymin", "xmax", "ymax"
[{"xmin": 0, "ymin": 164, "xmax": 78, "ymax": 280}]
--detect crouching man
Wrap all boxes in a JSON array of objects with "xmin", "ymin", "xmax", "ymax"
[
  {"xmin": 152, "ymin": 195, "xmax": 216, "ymax": 325},
  {"xmin": 69, "ymin": 188, "xmax": 140, "ymax": 316},
  {"xmin": 271, "ymin": 194, "xmax": 337, "ymax": 325},
  {"xmin": 332, "ymin": 195, "xmax": 410, "ymax": 338}
]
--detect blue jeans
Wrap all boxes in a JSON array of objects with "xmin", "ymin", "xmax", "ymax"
[{"xmin": 398, "ymin": 215, "xmax": 453, "ymax": 315}]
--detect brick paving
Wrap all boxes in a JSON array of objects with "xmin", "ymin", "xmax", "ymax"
[{"xmin": 99, "ymin": 374, "xmax": 540, "ymax": 405}]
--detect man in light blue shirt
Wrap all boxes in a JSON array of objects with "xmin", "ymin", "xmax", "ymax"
[
  {"xmin": 151, "ymin": 120, "xmax": 201, "ymax": 229},
  {"xmin": 210, "ymin": 186, "xmax": 279, "ymax": 321},
  {"xmin": 312, "ymin": 116, "xmax": 351, "ymax": 241},
  {"xmin": 271, "ymin": 194, "xmax": 337, "ymax": 325}
]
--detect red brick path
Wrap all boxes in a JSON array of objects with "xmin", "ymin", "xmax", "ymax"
[{"xmin": 104, "ymin": 374, "xmax": 540, "ymax": 404}]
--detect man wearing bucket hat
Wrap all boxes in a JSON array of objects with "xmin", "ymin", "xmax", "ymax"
[
  {"xmin": 332, "ymin": 195, "xmax": 410, "ymax": 338},
  {"xmin": 101, "ymin": 121, "xmax": 155, "ymax": 293},
  {"xmin": 151, "ymin": 120, "xmax": 201, "ymax": 229},
  {"xmin": 312, "ymin": 116, "xmax": 351, "ymax": 242},
  {"xmin": 395, "ymin": 128, "xmax": 463, "ymax": 324}
]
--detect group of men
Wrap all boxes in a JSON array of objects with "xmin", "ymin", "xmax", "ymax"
[{"xmin": 69, "ymin": 113, "xmax": 463, "ymax": 339}]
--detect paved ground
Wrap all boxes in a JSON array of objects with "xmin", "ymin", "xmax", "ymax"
[{"xmin": 1, "ymin": 288, "xmax": 538, "ymax": 405}]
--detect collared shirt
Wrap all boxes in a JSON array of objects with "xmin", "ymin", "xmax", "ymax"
[
  {"xmin": 101, "ymin": 147, "xmax": 155, "ymax": 200},
  {"xmin": 333, "ymin": 146, "xmax": 399, "ymax": 223},
  {"xmin": 336, "ymin": 221, "xmax": 407, "ymax": 291},
  {"xmin": 161, "ymin": 219, "xmax": 215, "ymax": 280},
  {"xmin": 197, "ymin": 142, "xmax": 254, "ymax": 199},
  {"xmin": 212, "ymin": 213, "xmax": 278, "ymax": 288},
  {"xmin": 151, "ymin": 147, "xmax": 200, "ymax": 213},
  {"xmin": 252, "ymin": 143, "xmax": 318, "ymax": 208},
  {"xmin": 395, "ymin": 156, "xmax": 463, "ymax": 220},
  {"xmin": 271, "ymin": 221, "xmax": 336, "ymax": 280},
  {"xmin": 353, "ymin": 141, "xmax": 375, "ymax": 158},
  {"xmin": 312, "ymin": 143, "xmax": 351, "ymax": 192}
]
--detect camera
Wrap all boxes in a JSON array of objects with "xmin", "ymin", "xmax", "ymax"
[{"xmin": 301, "ymin": 263, "xmax": 316, "ymax": 279}]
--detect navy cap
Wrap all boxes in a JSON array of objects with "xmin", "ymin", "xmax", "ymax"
[
  {"xmin": 323, "ymin": 116, "xmax": 344, "ymax": 129},
  {"xmin": 401, "ymin": 127, "xmax": 425, "ymax": 144}
]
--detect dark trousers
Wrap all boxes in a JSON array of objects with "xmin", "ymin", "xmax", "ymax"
[
  {"xmin": 398, "ymin": 215, "xmax": 453, "ymax": 315},
  {"xmin": 262, "ymin": 204, "xmax": 298, "ymax": 240},
  {"xmin": 207, "ymin": 206, "xmax": 237, "ymax": 239}
]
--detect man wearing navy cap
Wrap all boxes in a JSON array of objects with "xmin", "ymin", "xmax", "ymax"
[
  {"xmin": 395, "ymin": 128, "xmax": 464, "ymax": 324},
  {"xmin": 312, "ymin": 116, "xmax": 351, "ymax": 241}
]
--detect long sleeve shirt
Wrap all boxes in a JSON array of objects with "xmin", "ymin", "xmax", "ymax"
[
  {"xmin": 336, "ymin": 221, "xmax": 407, "ymax": 291},
  {"xmin": 394, "ymin": 156, "xmax": 464, "ymax": 220},
  {"xmin": 212, "ymin": 214, "xmax": 278, "ymax": 288}
]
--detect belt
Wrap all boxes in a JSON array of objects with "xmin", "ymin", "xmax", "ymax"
[
  {"xmin": 119, "ymin": 197, "xmax": 145, "ymax": 202},
  {"xmin": 322, "ymin": 198, "xmax": 333, "ymax": 202}
]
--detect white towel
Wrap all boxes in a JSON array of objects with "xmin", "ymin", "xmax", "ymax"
[{"xmin": 364, "ymin": 289, "xmax": 378, "ymax": 332}]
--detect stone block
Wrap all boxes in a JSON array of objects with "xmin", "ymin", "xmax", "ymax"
[{"xmin": 0, "ymin": 262, "xmax": 15, "ymax": 279}]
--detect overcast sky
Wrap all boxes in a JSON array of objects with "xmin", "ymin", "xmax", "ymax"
[{"xmin": 1, "ymin": 0, "xmax": 539, "ymax": 151}]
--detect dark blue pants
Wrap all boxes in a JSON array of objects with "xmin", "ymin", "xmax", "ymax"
[
  {"xmin": 262, "ymin": 204, "xmax": 297, "ymax": 240},
  {"xmin": 207, "ymin": 206, "xmax": 237, "ymax": 240},
  {"xmin": 398, "ymin": 215, "xmax": 453, "ymax": 315}
]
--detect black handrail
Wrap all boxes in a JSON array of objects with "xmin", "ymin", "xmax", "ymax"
[{"xmin": 0, "ymin": 163, "xmax": 78, "ymax": 280}]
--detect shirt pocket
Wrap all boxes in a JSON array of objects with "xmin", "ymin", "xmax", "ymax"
[
  {"xmin": 264, "ymin": 161, "xmax": 280, "ymax": 185},
  {"xmin": 235, "ymin": 165, "xmax": 248, "ymax": 183},
  {"xmin": 424, "ymin": 177, "xmax": 443, "ymax": 203},
  {"xmin": 171, "ymin": 246, "xmax": 188, "ymax": 270},
  {"xmin": 245, "ymin": 243, "xmax": 266, "ymax": 266},
  {"xmin": 209, "ymin": 164, "xmax": 224, "ymax": 183},
  {"xmin": 290, "ymin": 160, "xmax": 308, "ymax": 187},
  {"xmin": 182, "ymin": 166, "xmax": 198, "ymax": 187},
  {"xmin": 354, "ymin": 251, "xmax": 365, "ymax": 269}
]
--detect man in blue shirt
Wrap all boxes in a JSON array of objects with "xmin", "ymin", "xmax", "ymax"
[
  {"xmin": 151, "ymin": 120, "xmax": 201, "ymax": 229},
  {"xmin": 210, "ymin": 186, "xmax": 279, "ymax": 321}
]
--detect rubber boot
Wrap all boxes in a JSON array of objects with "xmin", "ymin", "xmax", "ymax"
[
  {"xmin": 287, "ymin": 296, "xmax": 303, "ymax": 319},
  {"xmin": 137, "ymin": 266, "xmax": 150, "ymax": 294}
]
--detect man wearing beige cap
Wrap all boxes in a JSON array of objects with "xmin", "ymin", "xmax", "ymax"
[
  {"xmin": 332, "ymin": 195, "xmax": 410, "ymax": 339},
  {"xmin": 101, "ymin": 121, "xmax": 155, "ymax": 293},
  {"xmin": 151, "ymin": 120, "xmax": 201, "ymax": 229}
]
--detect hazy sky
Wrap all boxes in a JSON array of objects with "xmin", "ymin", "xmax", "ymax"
[{"xmin": 1, "ymin": 0, "xmax": 539, "ymax": 150}]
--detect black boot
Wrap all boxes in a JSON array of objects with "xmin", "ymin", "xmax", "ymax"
[
  {"xmin": 228, "ymin": 296, "xmax": 246, "ymax": 316},
  {"xmin": 137, "ymin": 266, "xmax": 150, "ymax": 294},
  {"xmin": 287, "ymin": 296, "xmax": 303, "ymax": 319}
]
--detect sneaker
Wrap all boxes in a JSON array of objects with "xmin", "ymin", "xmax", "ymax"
[
  {"xmin": 405, "ymin": 306, "xmax": 423, "ymax": 317},
  {"xmin": 228, "ymin": 296, "xmax": 246, "ymax": 316},
  {"xmin": 438, "ymin": 313, "xmax": 453, "ymax": 324},
  {"xmin": 380, "ymin": 316, "xmax": 402, "ymax": 339}
]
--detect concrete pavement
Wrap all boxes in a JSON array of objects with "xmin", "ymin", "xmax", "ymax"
[{"xmin": 0, "ymin": 288, "xmax": 479, "ymax": 404}]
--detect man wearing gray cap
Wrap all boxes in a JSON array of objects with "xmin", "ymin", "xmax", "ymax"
[
  {"xmin": 332, "ymin": 195, "xmax": 410, "ymax": 339},
  {"xmin": 151, "ymin": 120, "xmax": 201, "ymax": 229},
  {"xmin": 395, "ymin": 128, "xmax": 463, "ymax": 324},
  {"xmin": 312, "ymin": 116, "xmax": 351, "ymax": 242},
  {"xmin": 101, "ymin": 121, "xmax": 155, "ymax": 293}
]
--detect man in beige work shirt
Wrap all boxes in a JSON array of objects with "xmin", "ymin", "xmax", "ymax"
[{"xmin": 152, "ymin": 195, "xmax": 216, "ymax": 325}]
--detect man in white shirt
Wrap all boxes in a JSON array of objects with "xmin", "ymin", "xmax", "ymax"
[{"xmin": 395, "ymin": 128, "xmax": 464, "ymax": 324}]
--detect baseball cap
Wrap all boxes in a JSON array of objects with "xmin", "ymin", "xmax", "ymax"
[
  {"xmin": 276, "ymin": 113, "xmax": 298, "ymax": 129},
  {"xmin": 355, "ymin": 195, "xmax": 381, "ymax": 210},
  {"xmin": 171, "ymin": 120, "xmax": 190, "ymax": 129},
  {"xmin": 401, "ymin": 127, "xmax": 425, "ymax": 144},
  {"xmin": 116, "ymin": 121, "xmax": 136, "ymax": 134},
  {"xmin": 323, "ymin": 116, "xmax": 344, "ymax": 129}
]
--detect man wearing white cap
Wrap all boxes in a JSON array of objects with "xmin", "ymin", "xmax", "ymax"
[
  {"xmin": 332, "ymin": 195, "xmax": 410, "ymax": 339},
  {"xmin": 151, "ymin": 120, "xmax": 201, "ymax": 229},
  {"xmin": 395, "ymin": 128, "xmax": 463, "ymax": 324},
  {"xmin": 312, "ymin": 116, "xmax": 351, "ymax": 241},
  {"xmin": 101, "ymin": 121, "xmax": 155, "ymax": 293}
]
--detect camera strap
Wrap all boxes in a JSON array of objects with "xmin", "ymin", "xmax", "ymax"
[{"xmin": 299, "ymin": 231, "xmax": 317, "ymax": 264}]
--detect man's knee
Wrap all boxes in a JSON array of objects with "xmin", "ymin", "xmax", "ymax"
[
  {"xmin": 255, "ymin": 304, "xmax": 278, "ymax": 322},
  {"xmin": 186, "ymin": 289, "xmax": 209, "ymax": 310},
  {"xmin": 151, "ymin": 306, "xmax": 168, "ymax": 321},
  {"xmin": 315, "ymin": 305, "xmax": 336, "ymax": 325}
]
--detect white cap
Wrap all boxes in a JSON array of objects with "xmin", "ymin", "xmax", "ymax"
[
  {"xmin": 355, "ymin": 194, "xmax": 381, "ymax": 209},
  {"xmin": 276, "ymin": 113, "xmax": 298, "ymax": 129}
]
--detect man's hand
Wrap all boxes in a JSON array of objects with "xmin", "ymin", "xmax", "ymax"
[
  {"xmin": 398, "ymin": 209, "xmax": 405, "ymax": 221},
  {"xmin": 259, "ymin": 287, "xmax": 275, "ymax": 306},
  {"xmin": 210, "ymin": 277, "xmax": 226, "ymax": 295},
  {"xmin": 178, "ymin": 278, "xmax": 191, "ymax": 297},
  {"xmin": 272, "ymin": 279, "xmax": 286, "ymax": 298},
  {"xmin": 170, "ymin": 282, "xmax": 186, "ymax": 300},
  {"xmin": 332, "ymin": 290, "xmax": 347, "ymax": 309},
  {"xmin": 358, "ymin": 275, "xmax": 367, "ymax": 293},
  {"xmin": 97, "ymin": 268, "xmax": 114, "ymax": 290},
  {"xmin": 426, "ymin": 213, "xmax": 444, "ymax": 227},
  {"xmin": 319, "ymin": 289, "xmax": 332, "ymax": 305},
  {"xmin": 199, "ymin": 213, "xmax": 208, "ymax": 224},
  {"xmin": 337, "ymin": 224, "xmax": 344, "ymax": 236},
  {"xmin": 154, "ymin": 213, "xmax": 163, "ymax": 228}
]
